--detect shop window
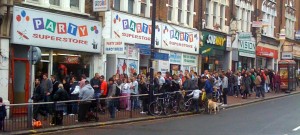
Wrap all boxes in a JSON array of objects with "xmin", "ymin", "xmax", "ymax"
[
  {"xmin": 50, "ymin": 0, "xmax": 60, "ymax": 6},
  {"xmin": 70, "ymin": 0, "xmax": 80, "ymax": 10},
  {"xmin": 36, "ymin": 50, "xmax": 92, "ymax": 82}
]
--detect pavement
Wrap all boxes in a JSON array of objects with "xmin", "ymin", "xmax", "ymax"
[
  {"xmin": 6, "ymin": 88, "xmax": 300, "ymax": 135},
  {"xmin": 42, "ymin": 91, "xmax": 300, "ymax": 135}
]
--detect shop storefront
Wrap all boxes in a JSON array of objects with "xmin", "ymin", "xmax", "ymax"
[
  {"xmin": 256, "ymin": 46, "xmax": 278, "ymax": 70},
  {"xmin": 159, "ymin": 23, "xmax": 199, "ymax": 74},
  {"xmin": 105, "ymin": 11, "xmax": 162, "ymax": 78},
  {"xmin": 237, "ymin": 32, "xmax": 255, "ymax": 70},
  {"xmin": 200, "ymin": 31, "xmax": 226, "ymax": 72},
  {"xmin": 10, "ymin": 6, "xmax": 102, "ymax": 104}
]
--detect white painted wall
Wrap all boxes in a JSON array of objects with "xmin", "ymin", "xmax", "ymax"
[{"xmin": 0, "ymin": 39, "xmax": 10, "ymax": 114}]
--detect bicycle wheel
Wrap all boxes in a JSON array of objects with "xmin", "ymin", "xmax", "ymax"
[
  {"xmin": 149, "ymin": 101, "xmax": 163, "ymax": 116},
  {"xmin": 179, "ymin": 99, "xmax": 186, "ymax": 112},
  {"xmin": 164, "ymin": 102, "xmax": 172, "ymax": 115},
  {"xmin": 172, "ymin": 100, "xmax": 180, "ymax": 113},
  {"xmin": 183, "ymin": 99, "xmax": 193, "ymax": 112}
]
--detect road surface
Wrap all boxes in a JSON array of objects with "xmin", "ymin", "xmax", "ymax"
[{"xmin": 45, "ymin": 93, "xmax": 300, "ymax": 135}]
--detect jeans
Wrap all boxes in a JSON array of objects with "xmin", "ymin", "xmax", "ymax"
[
  {"xmin": 228, "ymin": 84, "xmax": 234, "ymax": 96},
  {"xmin": 70, "ymin": 94, "xmax": 79, "ymax": 114},
  {"xmin": 108, "ymin": 99, "xmax": 116, "ymax": 118},
  {"xmin": 193, "ymin": 98, "xmax": 199, "ymax": 112},
  {"xmin": 256, "ymin": 86, "xmax": 265, "ymax": 98},
  {"xmin": 223, "ymin": 88, "xmax": 228, "ymax": 104},
  {"xmin": 234, "ymin": 86, "xmax": 239, "ymax": 97},
  {"xmin": 131, "ymin": 94, "xmax": 140, "ymax": 110},
  {"xmin": 264, "ymin": 83, "xmax": 268, "ymax": 93}
]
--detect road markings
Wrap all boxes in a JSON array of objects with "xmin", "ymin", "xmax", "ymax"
[{"xmin": 293, "ymin": 126, "xmax": 300, "ymax": 131}]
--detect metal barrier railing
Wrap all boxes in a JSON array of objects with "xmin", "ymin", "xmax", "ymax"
[{"xmin": 2, "ymin": 90, "xmax": 198, "ymax": 132}]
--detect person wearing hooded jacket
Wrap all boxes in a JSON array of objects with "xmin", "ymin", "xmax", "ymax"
[{"xmin": 78, "ymin": 81, "xmax": 94, "ymax": 122}]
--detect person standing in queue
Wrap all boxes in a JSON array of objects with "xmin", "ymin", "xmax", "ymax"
[{"xmin": 99, "ymin": 75, "xmax": 108, "ymax": 113}]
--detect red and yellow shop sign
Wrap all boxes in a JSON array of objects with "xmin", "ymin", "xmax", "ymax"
[{"xmin": 256, "ymin": 46, "xmax": 278, "ymax": 59}]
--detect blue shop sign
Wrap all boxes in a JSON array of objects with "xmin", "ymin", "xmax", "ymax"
[{"xmin": 154, "ymin": 52, "xmax": 169, "ymax": 61}]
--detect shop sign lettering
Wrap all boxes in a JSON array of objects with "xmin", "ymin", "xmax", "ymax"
[
  {"xmin": 12, "ymin": 6, "xmax": 101, "ymax": 53},
  {"xmin": 112, "ymin": 11, "xmax": 162, "ymax": 46},
  {"xmin": 170, "ymin": 52, "xmax": 182, "ymax": 64},
  {"xmin": 206, "ymin": 35, "xmax": 226, "ymax": 46},
  {"xmin": 104, "ymin": 39, "xmax": 125, "ymax": 54},
  {"xmin": 240, "ymin": 41, "xmax": 255, "ymax": 51},
  {"xmin": 183, "ymin": 54, "xmax": 197, "ymax": 66}
]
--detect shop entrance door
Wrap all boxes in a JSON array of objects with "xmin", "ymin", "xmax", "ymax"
[{"xmin": 12, "ymin": 59, "xmax": 30, "ymax": 113}]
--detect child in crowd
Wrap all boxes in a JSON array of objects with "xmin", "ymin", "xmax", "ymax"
[{"xmin": 188, "ymin": 89, "xmax": 202, "ymax": 113}]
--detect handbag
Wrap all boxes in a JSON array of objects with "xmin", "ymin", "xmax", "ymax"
[
  {"xmin": 71, "ymin": 86, "xmax": 80, "ymax": 95},
  {"xmin": 201, "ymin": 92, "xmax": 206, "ymax": 101}
]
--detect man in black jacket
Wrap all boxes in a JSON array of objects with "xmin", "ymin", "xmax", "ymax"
[{"xmin": 32, "ymin": 79, "xmax": 47, "ymax": 120}]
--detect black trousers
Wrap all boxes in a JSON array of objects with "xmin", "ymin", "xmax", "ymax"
[
  {"xmin": 33, "ymin": 103, "xmax": 46, "ymax": 120},
  {"xmin": 78, "ymin": 102, "xmax": 91, "ymax": 122},
  {"xmin": 222, "ymin": 88, "xmax": 228, "ymax": 104},
  {"xmin": 0, "ymin": 118, "xmax": 4, "ymax": 131},
  {"xmin": 52, "ymin": 110, "xmax": 63, "ymax": 125}
]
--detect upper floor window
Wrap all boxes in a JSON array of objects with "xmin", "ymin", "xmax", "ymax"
[
  {"xmin": 113, "ymin": 0, "xmax": 121, "ymax": 11},
  {"xmin": 167, "ymin": 0, "xmax": 173, "ymax": 21},
  {"xmin": 128, "ymin": 0, "xmax": 134, "ymax": 14},
  {"xmin": 186, "ymin": 0, "xmax": 192, "ymax": 25},
  {"xmin": 70, "ymin": 0, "xmax": 80, "ymax": 10},
  {"xmin": 178, "ymin": 0, "xmax": 182, "ymax": 23},
  {"xmin": 140, "ymin": 0, "xmax": 147, "ymax": 16},
  {"xmin": 205, "ymin": 0, "xmax": 227, "ymax": 32},
  {"xmin": 24, "ymin": 0, "xmax": 85, "ymax": 14},
  {"xmin": 285, "ymin": 0, "xmax": 296, "ymax": 39},
  {"xmin": 261, "ymin": 0, "xmax": 276, "ymax": 37},
  {"xmin": 28, "ymin": 0, "xmax": 39, "ymax": 2},
  {"xmin": 50, "ymin": 0, "xmax": 60, "ymax": 6}
]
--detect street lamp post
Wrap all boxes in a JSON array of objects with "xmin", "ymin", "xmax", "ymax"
[{"xmin": 149, "ymin": 0, "xmax": 157, "ymax": 102}]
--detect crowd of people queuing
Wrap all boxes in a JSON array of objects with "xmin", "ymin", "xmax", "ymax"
[{"xmin": 24, "ymin": 67, "xmax": 284, "ymax": 126}]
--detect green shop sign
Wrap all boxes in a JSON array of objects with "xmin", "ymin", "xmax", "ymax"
[
  {"xmin": 238, "ymin": 32, "xmax": 255, "ymax": 58},
  {"xmin": 200, "ymin": 31, "xmax": 226, "ymax": 55}
]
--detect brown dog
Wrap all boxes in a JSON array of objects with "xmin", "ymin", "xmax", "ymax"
[{"xmin": 208, "ymin": 99, "xmax": 219, "ymax": 114}]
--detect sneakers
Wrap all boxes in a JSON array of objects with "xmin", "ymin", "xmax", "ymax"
[
  {"xmin": 221, "ymin": 104, "xmax": 228, "ymax": 107},
  {"xmin": 140, "ymin": 111, "xmax": 146, "ymax": 114},
  {"xmin": 69, "ymin": 113, "xmax": 75, "ymax": 116}
]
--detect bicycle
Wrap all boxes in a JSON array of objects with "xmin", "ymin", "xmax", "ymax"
[
  {"xmin": 179, "ymin": 96, "xmax": 193, "ymax": 112},
  {"xmin": 148, "ymin": 92, "xmax": 179, "ymax": 116}
]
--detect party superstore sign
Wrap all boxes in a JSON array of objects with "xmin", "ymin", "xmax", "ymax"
[
  {"xmin": 11, "ymin": 6, "xmax": 101, "ymax": 53},
  {"xmin": 111, "ymin": 11, "xmax": 161, "ymax": 46},
  {"xmin": 162, "ymin": 24, "xmax": 199, "ymax": 54}
]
